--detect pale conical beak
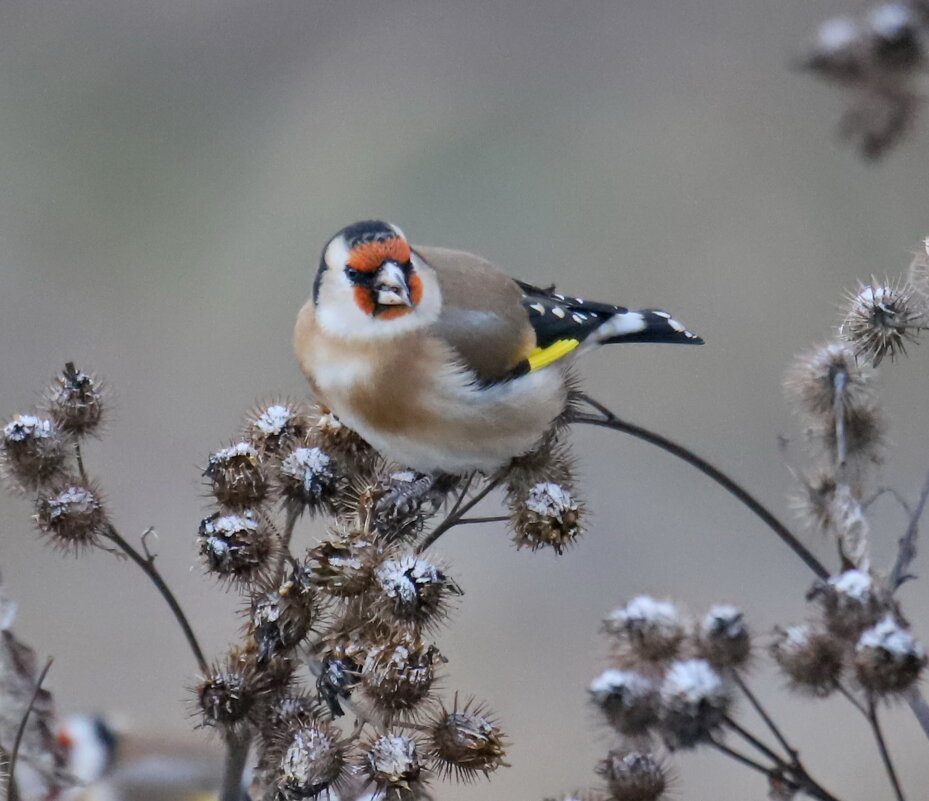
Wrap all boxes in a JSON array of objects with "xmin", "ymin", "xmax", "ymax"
[{"xmin": 375, "ymin": 261, "xmax": 412, "ymax": 307}]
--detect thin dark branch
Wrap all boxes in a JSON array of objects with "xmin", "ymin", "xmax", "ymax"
[
  {"xmin": 275, "ymin": 505, "xmax": 301, "ymax": 584},
  {"xmin": 8, "ymin": 658, "xmax": 53, "ymax": 801},
  {"xmin": 453, "ymin": 515, "xmax": 509, "ymax": 525},
  {"xmin": 889, "ymin": 466, "xmax": 929, "ymax": 591},
  {"xmin": 730, "ymin": 671, "xmax": 797, "ymax": 764},
  {"xmin": 723, "ymin": 715, "xmax": 788, "ymax": 768},
  {"xmin": 416, "ymin": 476, "xmax": 502, "ymax": 553},
  {"xmin": 837, "ymin": 683, "xmax": 869, "ymax": 718},
  {"xmin": 903, "ymin": 686, "xmax": 929, "ymax": 739},
  {"xmin": 708, "ymin": 735, "xmax": 782, "ymax": 780},
  {"xmin": 868, "ymin": 695, "xmax": 907, "ymax": 801},
  {"xmin": 103, "ymin": 524, "xmax": 208, "ymax": 673},
  {"xmin": 863, "ymin": 487, "xmax": 912, "ymax": 517},
  {"xmin": 568, "ymin": 405, "xmax": 829, "ymax": 579}
]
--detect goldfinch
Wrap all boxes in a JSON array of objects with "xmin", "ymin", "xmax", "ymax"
[{"xmin": 294, "ymin": 220, "xmax": 702, "ymax": 474}]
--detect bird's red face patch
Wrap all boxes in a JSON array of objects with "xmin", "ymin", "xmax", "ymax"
[{"xmin": 346, "ymin": 236, "xmax": 411, "ymax": 273}]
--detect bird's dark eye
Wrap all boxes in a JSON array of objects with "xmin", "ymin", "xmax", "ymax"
[{"xmin": 344, "ymin": 266, "xmax": 364, "ymax": 284}]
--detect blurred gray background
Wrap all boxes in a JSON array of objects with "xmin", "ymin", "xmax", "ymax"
[{"xmin": 2, "ymin": 1, "xmax": 929, "ymax": 798}]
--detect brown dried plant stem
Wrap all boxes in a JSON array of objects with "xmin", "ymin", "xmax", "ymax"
[
  {"xmin": 7, "ymin": 658, "xmax": 53, "ymax": 801},
  {"xmin": 568, "ymin": 399, "xmax": 829, "ymax": 579},
  {"xmin": 729, "ymin": 671, "xmax": 797, "ymax": 763},
  {"xmin": 867, "ymin": 696, "xmax": 907, "ymax": 801},
  {"xmin": 74, "ymin": 443, "xmax": 208, "ymax": 674},
  {"xmin": 416, "ymin": 473, "xmax": 503, "ymax": 553},
  {"xmin": 219, "ymin": 730, "xmax": 252, "ymax": 801}
]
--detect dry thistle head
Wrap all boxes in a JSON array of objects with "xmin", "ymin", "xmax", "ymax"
[
  {"xmin": 261, "ymin": 692, "xmax": 321, "ymax": 735},
  {"xmin": 371, "ymin": 553, "xmax": 460, "ymax": 631},
  {"xmin": 603, "ymin": 596, "xmax": 686, "ymax": 665},
  {"xmin": 245, "ymin": 401, "xmax": 311, "ymax": 457},
  {"xmin": 840, "ymin": 279, "xmax": 926, "ymax": 365},
  {"xmin": 783, "ymin": 342, "xmax": 872, "ymax": 420},
  {"xmin": 770, "ymin": 624, "xmax": 843, "ymax": 696},
  {"xmin": 44, "ymin": 363, "xmax": 105, "ymax": 436},
  {"xmin": 812, "ymin": 399, "xmax": 885, "ymax": 468},
  {"xmin": 791, "ymin": 469, "xmax": 838, "ymax": 533},
  {"xmin": 360, "ymin": 634, "xmax": 442, "ymax": 715},
  {"xmin": 204, "ymin": 441, "xmax": 268, "ymax": 508},
  {"xmin": 359, "ymin": 732, "xmax": 426, "ymax": 800},
  {"xmin": 310, "ymin": 407, "xmax": 377, "ymax": 472},
  {"xmin": 509, "ymin": 480, "xmax": 583, "ymax": 554},
  {"xmin": 251, "ymin": 565, "xmax": 318, "ymax": 665},
  {"xmin": 2, "ymin": 414, "xmax": 70, "ymax": 490},
  {"xmin": 278, "ymin": 445, "xmax": 341, "ymax": 516},
  {"xmin": 305, "ymin": 527, "xmax": 382, "ymax": 598},
  {"xmin": 275, "ymin": 720, "xmax": 346, "ymax": 800},
  {"xmin": 697, "ymin": 605, "xmax": 752, "ymax": 669},
  {"xmin": 198, "ymin": 509, "xmax": 275, "ymax": 588},
  {"xmin": 657, "ymin": 658, "xmax": 730, "ymax": 749},
  {"xmin": 587, "ymin": 669, "xmax": 658, "ymax": 737},
  {"xmin": 597, "ymin": 750, "xmax": 667, "ymax": 801},
  {"xmin": 813, "ymin": 569, "xmax": 887, "ymax": 640},
  {"xmin": 425, "ymin": 697, "xmax": 507, "ymax": 782},
  {"xmin": 195, "ymin": 647, "xmax": 263, "ymax": 733},
  {"xmin": 854, "ymin": 614, "xmax": 927, "ymax": 694},
  {"xmin": 34, "ymin": 480, "xmax": 108, "ymax": 553}
]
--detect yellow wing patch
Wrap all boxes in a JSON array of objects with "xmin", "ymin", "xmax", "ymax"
[{"xmin": 527, "ymin": 338, "xmax": 580, "ymax": 371}]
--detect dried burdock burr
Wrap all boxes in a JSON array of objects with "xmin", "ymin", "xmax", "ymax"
[
  {"xmin": 305, "ymin": 527, "xmax": 382, "ymax": 598},
  {"xmin": 245, "ymin": 401, "xmax": 311, "ymax": 457},
  {"xmin": 316, "ymin": 641, "xmax": 364, "ymax": 718},
  {"xmin": 359, "ymin": 731, "xmax": 427, "ymax": 800},
  {"xmin": 783, "ymin": 341, "xmax": 873, "ymax": 420},
  {"xmin": 657, "ymin": 658, "xmax": 730, "ymax": 749},
  {"xmin": 278, "ymin": 445, "xmax": 340, "ymax": 516},
  {"xmin": 360, "ymin": 634, "xmax": 442, "ymax": 715},
  {"xmin": 2, "ymin": 414, "xmax": 69, "ymax": 490},
  {"xmin": 205, "ymin": 441, "xmax": 269, "ymax": 508},
  {"xmin": 696, "ymin": 605, "xmax": 751, "ymax": 669},
  {"xmin": 45, "ymin": 362, "xmax": 105, "ymax": 436},
  {"xmin": 198, "ymin": 509, "xmax": 275, "ymax": 588},
  {"xmin": 276, "ymin": 720, "xmax": 347, "ymax": 800},
  {"xmin": 509, "ymin": 480, "xmax": 584, "ymax": 554},
  {"xmin": 251, "ymin": 564, "xmax": 318, "ymax": 665},
  {"xmin": 841, "ymin": 279, "xmax": 926, "ymax": 365},
  {"xmin": 425, "ymin": 697, "xmax": 507, "ymax": 782},
  {"xmin": 588, "ymin": 668, "xmax": 658, "ymax": 737},
  {"xmin": 597, "ymin": 750, "xmax": 667, "ymax": 801},
  {"xmin": 34, "ymin": 480, "xmax": 108, "ymax": 553},
  {"xmin": 812, "ymin": 569, "xmax": 887, "ymax": 640},
  {"xmin": 854, "ymin": 614, "xmax": 927, "ymax": 694},
  {"xmin": 603, "ymin": 596, "xmax": 686, "ymax": 664},
  {"xmin": 770, "ymin": 624, "xmax": 844, "ymax": 696},
  {"xmin": 371, "ymin": 552, "xmax": 460, "ymax": 630},
  {"xmin": 196, "ymin": 647, "xmax": 263, "ymax": 732}
]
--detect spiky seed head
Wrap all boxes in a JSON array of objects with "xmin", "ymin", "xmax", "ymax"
[
  {"xmin": 360, "ymin": 635, "xmax": 441, "ymax": 714},
  {"xmin": 812, "ymin": 400, "xmax": 885, "ymax": 468},
  {"xmin": 426, "ymin": 699, "xmax": 507, "ymax": 782},
  {"xmin": 855, "ymin": 615, "xmax": 927, "ymax": 694},
  {"xmin": 783, "ymin": 342, "xmax": 872, "ymax": 420},
  {"xmin": 588, "ymin": 669, "xmax": 658, "ymax": 737},
  {"xmin": 306, "ymin": 529, "xmax": 381, "ymax": 598},
  {"xmin": 597, "ymin": 750, "xmax": 667, "ymax": 801},
  {"xmin": 770, "ymin": 625, "xmax": 843, "ymax": 696},
  {"xmin": 204, "ymin": 441, "xmax": 268, "ymax": 508},
  {"xmin": 505, "ymin": 428, "xmax": 577, "ymax": 491},
  {"xmin": 245, "ymin": 401, "xmax": 310, "ymax": 457},
  {"xmin": 802, "ymin": 16, "xmax": 867, "ymax": 82},
  {"xmin": 372, "ymin": 553, "xmax": 460, "ymax": 629},
  {"xmin": 262, "ymin": 693, "xmax": 321, "ymax": 735},
  {"xmin": 278, "ymin": 446, "xmax": 340, "ymax": 515},
  {"xmin": 34, "ymin": 481, "xmax": 108, "ymax": 553},
  {"xmin": 311, "ymin": 408, "xmax": 377, "ymax": 472},
  {"xmin": 510, "ymin": 481, "xmax": 583, "ymax": 554},
  {"xmin": 697, "ymin": 605, "xmax": 751, "ymax": 668},
  {"xmin": 658, "ymin": 658, "xmax": 730, "ymax": 749},
  {"xmin": 198, "ymin": 509, "xmax": 274, "ymax": 587},
  {"xmin": 841, "ymin": 279, "xmax": 926, "ymax": 366},
  {"xmin": 277, "ymin": 722, "xmax": 346, "ymax": 800},
  {"xmin": 45, "ymin": 363, "xmax": 105, "ymax": 436},
  {"xmin": 866, "ymin": 3, "xmax": 924, "ymax": 70},
  {"xmin": 317, "ymin": 642, "xmax": 364, "ymax": 718},
  {"xmin": 814, "ymin": 569, "xmax": 887, "ymax": 640},
  {"xmin": 791, "ymin": 470, "xmax": 838, "ymax": 533},
  {"xmin": 2, "ymin": 414, "xmax": 69, "ymax": 490},
  {"xmin": 360, "ymin": 732, "xmax": 424, "ymax": 795},
  {"xmin": 251, "ymin": 566, "xmax": 318, "ymax": 665},
  {"xmin": 196, "ymin": 648, "xmax": 262, "ymax": 731},
  {"xmin": 603, "ymin": 596, "xmax": 686, "ymax": 664}
]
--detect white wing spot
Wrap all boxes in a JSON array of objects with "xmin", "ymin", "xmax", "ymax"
[
  {"xmin": 653, "ymin": 311, "xmax": 671, "ymax": 319},
  {"xmin": 572, "ymin": 313, "xmax": 586, "ymax": 323},
  {"xmin": 552, "ymin": 307, "xmax": 566, "ymax": 319},
  {"xmin": 553, "ymin": 293, "xmax": 566, "ymax": 301},
  {"xmin": 530, "ymin": 303, "xmax": 545, "ymax": 315},
  {"xmin": 668, "ymin": 318, "xmax": 686, "ymax": 332}
]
